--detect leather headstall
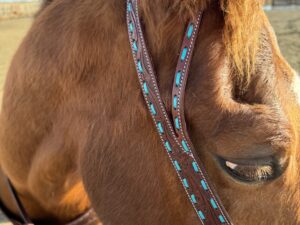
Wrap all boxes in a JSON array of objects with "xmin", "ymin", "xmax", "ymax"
[
  {"xmin": 126, "ymin": 0, "xmax": 233, "ymax": 224},
  {"xmin": 0, "ymin": 170, "xmax": 99, "ymax": 225}
]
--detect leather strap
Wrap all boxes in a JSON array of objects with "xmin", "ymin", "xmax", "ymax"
[
  {"xmin": 126, "ymin": 0, "xmax": 233, "ymax": 224},
  {"xmin": 5, "ymin": 178, "xmax": 33, "ymax": 224},
  {"xmin": 0, "ymin": 171, "xmax": 99, "ymax": 225},
  {"xmin": 65, "ymin": 209, "xmax": 99, "ymax": 225},
  {"xmin": 0, "ymin": 168, "xmax": 33, "ymax": 225}
]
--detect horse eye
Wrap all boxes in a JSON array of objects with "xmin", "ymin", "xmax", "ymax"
[{"xmin": 221, "ymin": 160, "xmax": 276, "ymax": 183}]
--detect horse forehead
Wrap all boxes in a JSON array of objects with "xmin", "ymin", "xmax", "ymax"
[{"xmin": 292, "ymin": 71, "xmax": 300, "ymax": 105}]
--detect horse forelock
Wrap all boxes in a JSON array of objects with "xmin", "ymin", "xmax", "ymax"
[
  {"xmin": 176, "ymin": 0, "xmax": 265, "ymax": 81},
  {"xmin": 221, "ymin": 0, "xmax": 265, "ymax": 85},
  {"xmin": 143, "ymin": 0, "xmax": 265, "ymax": 86}
]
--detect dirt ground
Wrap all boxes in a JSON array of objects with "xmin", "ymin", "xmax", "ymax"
[
  {"xmin": 0, "ymin": 8, "xmax": 299, "ymax": 225},
  {"xmin": 267, "ymin": 8, "xmax": 300, "ymax": 72},
  {"xmin": 0, "ymin": 18, "xmax": 32, "ymax": 107}
]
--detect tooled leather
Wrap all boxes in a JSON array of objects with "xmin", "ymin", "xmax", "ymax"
[
  {"xmin": 127, "ymin": 0, "xmax": 233, "ymax": 224},
  {"xmin": 170, "ymin": 12, "xmax": 232, "ymax": 225}
]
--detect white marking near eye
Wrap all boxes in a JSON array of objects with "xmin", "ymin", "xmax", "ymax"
[
  {"xmin": 292, "ymin": 70, "xmax": 300, "ymax": 105},
  {"xmin": 225, "ymin": 161, "xmax": 238, "ymax": 170}
]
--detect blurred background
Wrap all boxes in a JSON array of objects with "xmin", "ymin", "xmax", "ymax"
[{"xmin": 0, "ymin": 0, "xmax": 299, "ymax": 224}]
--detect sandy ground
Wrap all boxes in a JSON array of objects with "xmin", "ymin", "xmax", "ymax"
[
  {"xmin": 0, "ymin": 18, "xmax": 32, "ymax": 107},
  {"xmin": 0, "ymin": 8, "xmax": 299, "ymax": 225},
  {"xmin": 267, "ymin": 8, "xmax": 300, "ymax": 72}
]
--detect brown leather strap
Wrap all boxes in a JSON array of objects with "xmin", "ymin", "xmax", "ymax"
[
  {"xmin": 0, "ymin": 199, "xmax": 29, "ymax": 225},
  {"xmin": 4, "ymin": 178, "xmax": 33, "ymax": 225},
  {"xmin": 0, "ymin": 171, "xmax": 99, "ymax": 225},
  {"xmin": 170, "ymin": 11, "xmax": 232, "ymax": 225},
  {"xmin": 65, "ymin": 209, "xmax": 99, "ymax": 225},
  {"xmin": 126, "ymin": 0, "xmax": 233, "ymax": 224},
  {"xmin": 0, "ymin": 168, "xmax": 33, "ymax": 225}
]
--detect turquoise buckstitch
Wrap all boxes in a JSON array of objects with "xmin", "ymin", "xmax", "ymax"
[
  {"xmin": 183, "ymin": 178, "xmax": 189, "ymax": 188},
  {"xmin": 181, "ymin": 140, "xmax": 189, "ymax": 153},
  {"xmin": 219, "ymin": 215, "xmax": 226, "ymax": 224},
  {"xmin": 149, "ymin": 103, "xmax": 157, "ymax": 116},
  {"xmin": 165, "ymin": 141, "xmax": 172, "ymax": 152},
  {"xmin": 143, "ymin": 82, "xmax": 149, "ymax": 95},
  {"xmin": 175, "ymin": 117, "xmax": 180, "ymax": 130},
  {"xmin": 181, "ymin": 47, "xmax": 188, "ymax": 61},
  {"xmin": 210, "ymin": 198, "xmax": 218, "ymax": 209},
  {"xmin": 174, "ymin": 161, "xmax": 181, "ymax": 171},
  {"xmin": 175, "ymin": 71, "xmax": 181, "ymax": 87},
  {"xmin": 201, "ymin": 180, "xmax": 208, "ymax": 191},
  {"xmin": 133, "ymin": 41, "xmax": 138, "ymax": 52},
  {"xmin": 127, "ymin": 2, "xmax": 132, "ymax": 12},
  {"xmin": 198, "ymin": 211, "xmax": 205, "ymax": 220},
  {"xmin": 157, "ymin": 122, "xmax": 164, "ymax": 134},
  {"xmin": 187, "ymin": 24, "xmax": 194, "ymax": 39},
  {"xmin": 191, "ymin": 194, "xmax": 197, "ymax": 203},
  {"xmin": 137, "ymin": 60, "xmax": 143, "ymax": 73},
  {"xmin": 173, "ymin": 95, "xmax": 178, "ymax": 109},
  {"xmin": 129, "ymin": 22, "xmax": 134, "ymax": 33},
  {"xmin": 192, "ymin": 162, "xmax": 199, "ymax": 172}
]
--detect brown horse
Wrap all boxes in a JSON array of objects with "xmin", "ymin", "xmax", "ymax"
[{"xmin": 0, "ymin": 0, "xmax": 299, "ymax": 224}]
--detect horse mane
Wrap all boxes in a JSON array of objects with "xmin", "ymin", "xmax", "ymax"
[{"xmin": 174, "ymin": 0, "xmax": 265, "ymax": 83}]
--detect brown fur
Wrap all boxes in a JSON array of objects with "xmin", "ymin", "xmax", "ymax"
[{"xmin": 0, "ymin": 0, "xmax": 299, "ymax": 225}]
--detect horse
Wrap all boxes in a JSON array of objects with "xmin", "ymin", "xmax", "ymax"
[{"xmin": 0, "ymin": 0, "xmax": 299, "ymax": 224}]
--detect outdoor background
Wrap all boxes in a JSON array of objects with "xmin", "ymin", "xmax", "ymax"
[{"xmin": 0, "ymin": 0, "xmax": 299, "ymax": 224}]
